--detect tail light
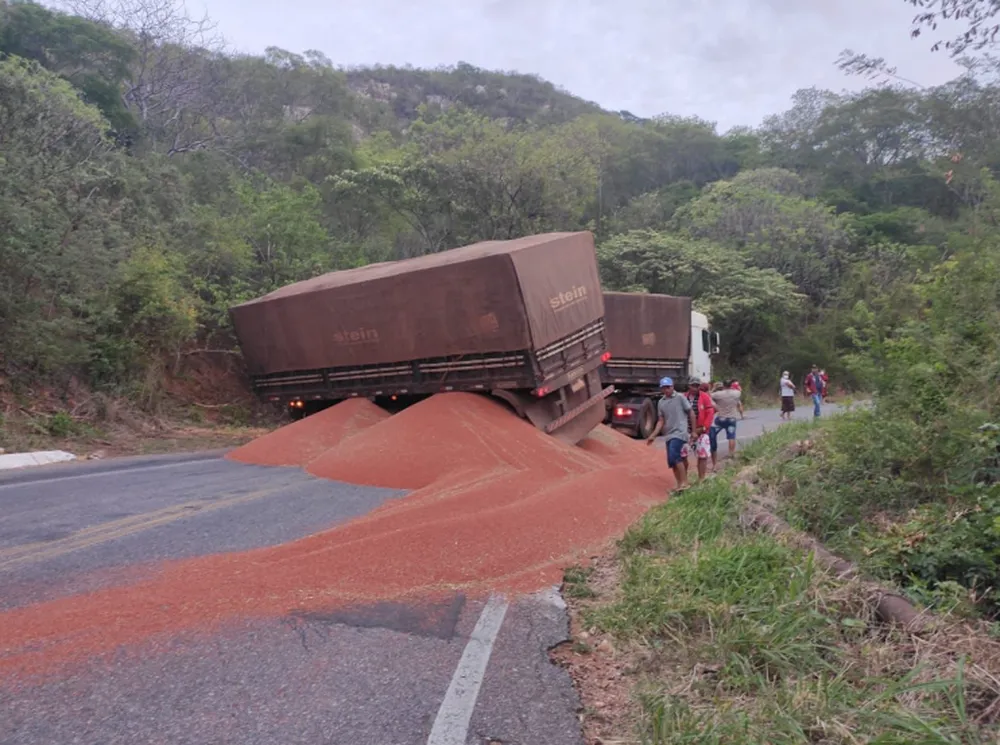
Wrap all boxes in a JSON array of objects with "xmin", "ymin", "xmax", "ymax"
[
  {"xmin": 534, "ymin": 386, "xmax": 550, "ymax": 397},
  {"xmin": 601, "ymin": 351, "xmax": 612, "ymax": 363},
  {"xmin": 614, "ymin": 406, "xmax": 633, "ymax": 418},
  {"xmin": 288, "ymin": 400, "xmax": 304, "ymax": 409}
]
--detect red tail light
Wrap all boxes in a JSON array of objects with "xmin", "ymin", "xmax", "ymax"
[
  {"xmin": 614, "ymin": 406, "xmax": 633, "ymax": 418},
  {"xmin": 535, "ymin": 386, "xmax": 550, "ymax": 397},
  {"xmin": 601, "ymin": 351, "xmax": 612, "ymax": 363}
]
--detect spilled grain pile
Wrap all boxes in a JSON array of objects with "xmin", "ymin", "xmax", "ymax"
[
  {"xmin": 227, "ymin": 397, "xmax": 389, "ymax": 467},
  {"xmin": 0, "ymin": 393, "xmax": 672, "ymax": 677}
]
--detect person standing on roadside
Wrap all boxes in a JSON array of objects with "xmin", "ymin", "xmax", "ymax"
[
  {"xmin": 779, "ymin": 371, "xmax": 796, "ymax": 420},
  {"xmin": 804, "ymin": 365, "xmax": 826, "ymax": 418},
  {"xmin": 686, "ymin": 380, "xmax": 715, "ymax": 482},
  {"xmin": 646, "ymin": 377, "xmax": 697, "ymax": 492},
  {"xmin": 710, "ymin": 379, "xmax": 743, "ymax": 459},
  {"xmin": 820, "ymin": 369, "xmax": 830, "ymax": 403}
]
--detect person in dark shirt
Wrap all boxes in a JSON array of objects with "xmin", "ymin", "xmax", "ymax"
[{"xmin": 804, "ymin": 365, "xmax": 826, "ymax": 418}]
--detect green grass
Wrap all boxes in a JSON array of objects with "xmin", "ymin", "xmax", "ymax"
[
  {"xmin": 577, "ymin": 452, "xmax": 1000, "ymax": 744},
  {"xmin": 562, "ymin": 566, "xmax": 597, "ymax": 599},
  {"xmin": 754, "ymin": 407, "xmax": 1000, "ymax": 619}
]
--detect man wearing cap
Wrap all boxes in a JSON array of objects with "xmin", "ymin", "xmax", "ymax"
[{"xmin": 646, "ymin": 376, "xmax": 697, "ymax": 491}]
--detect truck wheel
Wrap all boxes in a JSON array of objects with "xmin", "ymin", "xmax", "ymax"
[{"xmin": 638, "ymin": 399, "xmax": 657, "ymax": 440}]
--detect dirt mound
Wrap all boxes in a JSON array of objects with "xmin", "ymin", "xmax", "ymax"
[
  {"xmin": 227, "ymin": 398, "xmax": 389, "ymax": 467},
  {"xmin": 0, "ymin": 393, "xmax": 674, "ymax": 678}
]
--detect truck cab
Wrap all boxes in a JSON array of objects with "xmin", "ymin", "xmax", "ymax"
[{"xmin": 689, "ymin": 311, "xmax": 719, "ymax": 385}]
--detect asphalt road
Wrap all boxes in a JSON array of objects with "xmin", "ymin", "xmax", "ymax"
[
  {"xmin": 734, "ymin": 398, "xmax": 848, "ymax": 442},
  {"xmin": 0, "ymin": 452, "xmax": 582, "ymax": 745},
  {"xmin": 650, "ymin": 398, "xmax": 849, "ymax": 452},
  {"xmin": 0, "ymin": 402, "xmax": 849, "ymax": 745}
]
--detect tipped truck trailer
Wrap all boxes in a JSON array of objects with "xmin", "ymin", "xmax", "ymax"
[
  {"xmin": 601, "ymin": 292, "xmax": 719, "ymax": 439},
  {"xmin": 229, "ymin": 232, "xmax": 613, "ymax": 444}
]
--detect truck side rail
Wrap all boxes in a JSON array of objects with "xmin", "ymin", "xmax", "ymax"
[
  {"xmin": 252, "ymin": 351, "xmax": 535, "ymax": 402},
  {"xmin": 602, "ymin": 357, "xmax": 686, "ymax": 385},
  {"xmin": 252, "ymin": 319, "xmax": 609, "ymax": 404}
]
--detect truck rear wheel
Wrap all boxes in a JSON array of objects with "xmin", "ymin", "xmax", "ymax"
[{"xmin": 637, "ymin": 398, "xmax": 657, "ymax": 440}]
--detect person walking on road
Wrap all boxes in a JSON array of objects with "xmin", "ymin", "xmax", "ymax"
[
  {"xmin": 646, "ymin": 377, "xmax": 697, "ymax": 492},
  {"xmin": 710, "ymin": 379, "xmax": 743, "ymax": 459},
  {"xmin": 779, "ymin": 371, "xmax": 796, "ymax": 420},
  {"xmin": 804, "ymin": 365, "xmax": 826, "ymax": 418}
]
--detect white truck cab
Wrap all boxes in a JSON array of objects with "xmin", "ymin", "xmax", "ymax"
[{"xmin": 689, "ymin": 310, "xmax": 719, "ymax": 384}]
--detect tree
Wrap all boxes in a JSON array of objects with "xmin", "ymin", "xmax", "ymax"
[
  {"xmin": 0, "ymin": 56, "xmax": 120, "ymax": 378},
  {"xmin": 410, "ymin": 109, "xmax": 554, "ymax": 242},
  {"xmin": 227, "ymin": 178, "xmax": 330, "ymax": 290},
  {"xmin": 56, "ymin": 0, "xmax": 228, "ymax": 154},
  {"xmin": 0, "ymin": 0, "xmax": 136, "ymax": 133},
  {"xmin": 906, "ymin": 0, "xmax": 1000, "ymax": 55},
  {"xmin": 597, "ymin": 231, "xmax": 804, "ymax": 367},
  {"xmin": 328, "ymin": 161, "xmax": 455, "ymax": 257},
  {"xmin": 674, "ymin": 169, "xmax": 856, "ymax": 302}
]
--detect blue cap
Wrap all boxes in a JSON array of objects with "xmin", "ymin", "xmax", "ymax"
[{"xmin": 659, "ymin": 376, "xmax": 674, "ymax": 387}]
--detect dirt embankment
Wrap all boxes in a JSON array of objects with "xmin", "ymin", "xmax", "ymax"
[{"xmin": 0, "ymin": 352, "xmax": 271, "ymax": 458}]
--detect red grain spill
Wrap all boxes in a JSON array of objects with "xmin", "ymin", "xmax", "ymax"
[
  {"xmin": 0, "ymin": 393, "xmax": 672, "ymax": 679},
  {"xmin": 227, "ymin": 397, "xmax": 389, "ymax": 467},
  {"xmin": 306, "ymin": 392, "xmax": 604, "ymax": 489}
]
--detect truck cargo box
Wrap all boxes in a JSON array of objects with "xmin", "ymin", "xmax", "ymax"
[
  {"xmin": 232, "ymin": 232, "xmax": 605, "ymax": 376},
  {"xmin": 230, "ymin": 233, "xmax": 612, "ymax": 442},
  {"xmin": 601, "ymin": 292, "xmax": 691, "ymax": 388}
]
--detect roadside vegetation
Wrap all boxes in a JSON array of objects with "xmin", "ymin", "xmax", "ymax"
[
  {"xmin": 562, "ymin": 224, "xmax": 1000, "ymax": 737},
  {"xmin": 561, "ymin": 427, "xmax": 1000, "ymax": 743},
  {"xmin": 754, "ymin": 222, "xmax": 1000, "ymax": 620},
  {"xmin": 561, "ymin": 224, "xmax": 1000, "ymax": 737}
]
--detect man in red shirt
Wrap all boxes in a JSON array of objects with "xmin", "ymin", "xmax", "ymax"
[
  {"xmin": 686, "ymin": 380, "xmax": 715, "ymax": 481},
  {"xmin": 804, "ymin": 365, "xmax": 827, "ymax": 417}
]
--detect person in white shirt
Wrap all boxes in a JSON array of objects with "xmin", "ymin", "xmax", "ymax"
[{"xmin": 779, "ymin": 371, "xmax": 796, "ymax": 420}]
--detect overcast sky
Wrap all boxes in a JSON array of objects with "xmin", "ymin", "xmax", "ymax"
[{"xmin": 199, "ymin": 0, "xmax": 963, "ymax": 131}]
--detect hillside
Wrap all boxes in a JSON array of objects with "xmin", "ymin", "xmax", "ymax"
[
  {"xmin": 1, "ymin": 0, "xmax": 999, "ymax": 447},
  {"xmin": 345, "ymin": 62, "xmax": 606, "ymax": 124}
]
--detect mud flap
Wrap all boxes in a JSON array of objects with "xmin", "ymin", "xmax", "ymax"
[
  {"xmin": 539, "ymin": 394, "xmax": 609, "ymax": 445},
  {"xmin": 492, "ymin": 369, "xmax": 613, "ymax": 445}
]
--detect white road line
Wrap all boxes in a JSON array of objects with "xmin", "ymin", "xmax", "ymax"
[{"xmin": 427, "ymin": 594, "xmax": 509, "ymax": 745}]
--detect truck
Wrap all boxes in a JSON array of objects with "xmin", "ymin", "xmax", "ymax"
[
  {"xmin": 600, "ymin": 292, "xmax": 719, "ymax": 439},
  {"xmin": 229, "ymin": 232, "xmax": 614, "ymax": 444}
]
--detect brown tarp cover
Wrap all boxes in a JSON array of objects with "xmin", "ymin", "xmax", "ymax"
[
  {"xmin": 230, "ymin": 232, "xmax": 605, "ymax": 376},
  {"xmin": 603, "ymin": 292, "xmax": 691, "ymax": 360}
]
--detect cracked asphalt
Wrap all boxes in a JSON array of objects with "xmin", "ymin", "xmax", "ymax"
[{"xmin": 0, "ymin": 452, "xmax": 585, "ymax": 745}]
